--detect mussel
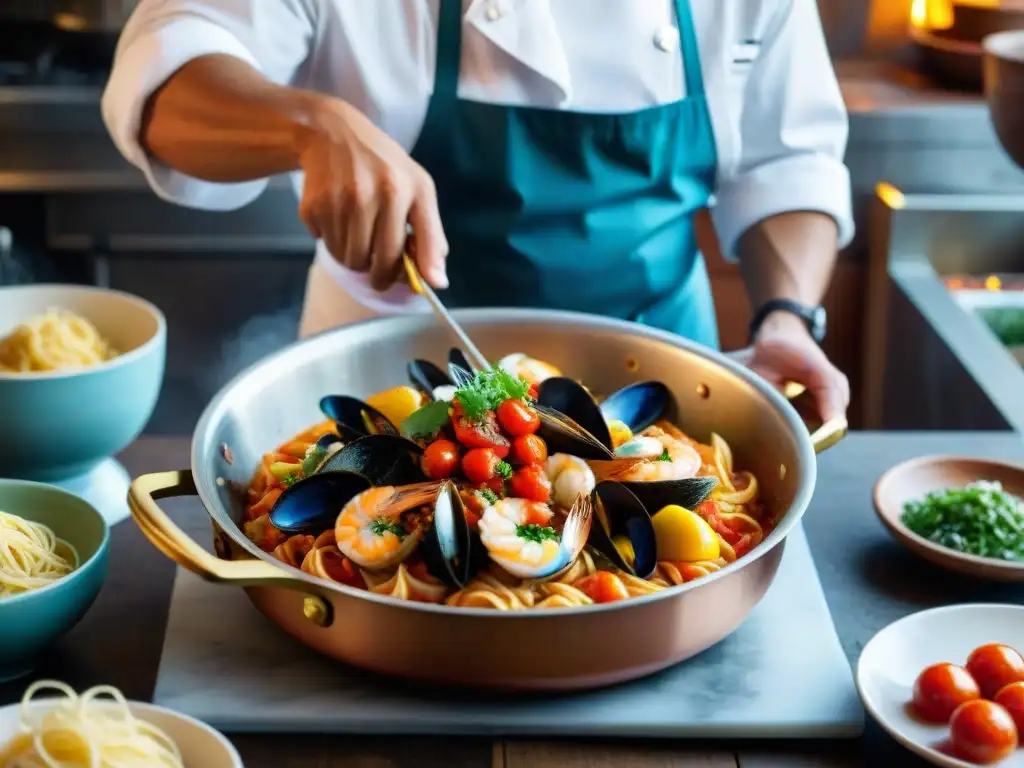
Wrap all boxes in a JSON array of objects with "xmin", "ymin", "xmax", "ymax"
[
  {"xmin": 319, "ymin": 395, "xmax": 399, "ymax": 442},
  {"xmin": 419, "ymin": 480, "xmax": 481, "ymax": 588},
  {"xmin": 620, "ymin": 476, "xmax": 718, "ymax": 515},
  {"xmin": 534, "ymin": 403, "xmax": 614, "ymax": 460},
  {"xmin": 536, "ymin": 377, "xmax": 613, "ymax": 451},
  {"xmin": 407, "ymin": 359, "xmax": 456, "ymax": 402},
  {"xmin": 318, "ymin": 434, "xmax": 426, "ymax": 487},
  {"xmin": 299, "ymin": 433, "xmax": 344, "ymax": 475},
  {"xmin": 268, "ymin": 470, "xmax": 373, "ymax": 535},
  {"xmin": 588, "ymin": 481, "xmax": 658, "ymax": 579}
]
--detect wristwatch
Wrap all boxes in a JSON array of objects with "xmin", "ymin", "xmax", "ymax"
[{"xmin": 748, "ymin": 299, "xmax": 827, "ymax": 344}]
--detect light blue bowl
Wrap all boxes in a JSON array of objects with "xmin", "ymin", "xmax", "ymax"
[
  {"xmin": 0, "ymin": 284, "xmax": 166, "ymax": 481},
  {"xmin": 0, "ymin": 480, "xmax": 110, "ymax": 682}
]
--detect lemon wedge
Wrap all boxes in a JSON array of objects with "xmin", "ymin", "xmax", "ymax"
[
  {"xmin": 365, "ymin": 386, "xmax": 425, "ymax": 429},
  {"xmin": 651, "ymin": 504, "xmax": 720, "ymax": 562}
]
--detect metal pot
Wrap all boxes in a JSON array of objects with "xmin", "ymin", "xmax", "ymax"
[{"xmin": 128, "ymin": 310, "xmax": 846, "ymax": 692}]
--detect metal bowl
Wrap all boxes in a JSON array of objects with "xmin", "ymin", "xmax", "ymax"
[
  {"xmin": 984, "ymin": 30, "xmax": 1024, "ymax": 171},
  {"xmin": 128, "ymin": 310, "xmax": 845, "ymax": 691}
]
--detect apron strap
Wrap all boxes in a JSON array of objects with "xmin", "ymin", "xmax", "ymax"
[
  {"xmin": 673, "ymin": 0, "xmax": 705, "ymax": 98},
  {"xmin": 433, "ymin": 0, "xmax": 464, "ymax": 105}
]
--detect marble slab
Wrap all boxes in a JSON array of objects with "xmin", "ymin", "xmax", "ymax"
[{"xmin": 153, "ymin": 524, "xmax": 864, "ymax": 739}]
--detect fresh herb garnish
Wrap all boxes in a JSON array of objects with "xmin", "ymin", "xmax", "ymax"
[
  {"xmin": 479, "ymin": 488, "xmax": 499, "ymax": 505},
  {"xmin": 901, "ymin": 481, "xmax": 1024, "ymax": 561},
  {"xmin": 300, "ymin": 447, "xmax": 326, "ymax": 476},
  {"xmin": 516, "ymin": 524, "xmax": 559, "ymax": 544},
  {"xmin": 370, "ymin": 518, "xmax": 407, "ymax": 539},
  {"xmin": 495, "ymin": 460, "xmax": 513, "ymax": 479},
  {"xmin": 657, "ymin": 450, "xmax": 672, "ymax": 462},
  {"xmin": 282, "ymin": 474, "xmax": 300, "ymax": 487},
  {"xmin": 454, "ymin": 366, "xmax": 531, "ymax": 419},
  {"xmin": 400, "ymin": 400, "xmax": 452, "ymax": 439}
]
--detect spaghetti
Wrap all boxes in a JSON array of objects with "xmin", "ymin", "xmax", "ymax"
[
  {"xmin": 0, "ymin": 681, "xmax": 184, "ymax": 768},
  {"xmin": 0, "ymin": 309, "xmax": 119, "ymax": 374},
  {"xmin": 0, "ymin": 512, "xmax": 77, "ymax": 599}
]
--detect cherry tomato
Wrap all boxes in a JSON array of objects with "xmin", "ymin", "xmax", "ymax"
[
  {"xmin": 994, "ymin": 681, "xmax": 1024, "ymax": 733},
  {"xmin": 422, "ymin": 439, "xmax": 459, "ymax": 479},
  {"xmin": 576, "ymin": 572, "xmax": 629, "ymax": 604},
  {"xmin": 482, "ymin": 476, "xmax": 506, "ymax": 496},
  {"xmin": 512, "ymin": 434, "xmax": 548, "ymax": 465},
  {"xmin": 912, "ymin": 663, "xmax": 981, "ymax": 723},
  {"xmin": 510, "ymin": 464, "xmax": 551, "ymax": 503},
  {"xmin": 453, "ymin": 411, "xmax": 510, "ymax": 458},
  {"xmin": 527, "ymin": 382, "xmax": 539, "ymax": 400},
  {"xmin": 523, "ymin": 500, "xmax": 554, "ymax": 526},
  {"xmin": 462, "ymin": 448, "xmax": 502, "ymax": 484},
  {"xmin": 967, "ymin": 644, "xmax": 1024, "ymax": 699},
  {"xmin": 496, "ymin": 399, "xmax": 541, "ymax": 437},
  {"xmin": 949, "ymin": 699, "xmax": 1018, "ymax": 764}
]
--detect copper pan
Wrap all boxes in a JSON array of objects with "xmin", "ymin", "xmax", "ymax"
[{"xmin": 128, "ymin": 310, "xmax": 846, "ymax": 692}]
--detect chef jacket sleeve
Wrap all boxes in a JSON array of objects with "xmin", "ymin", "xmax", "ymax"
[
  {"xmin": 710, "ymin": 0, "xmax": 855, "ymax": 261},
  {"xmin": 101, "ymin": 0, "xmax": 317, "ymax": 211}
]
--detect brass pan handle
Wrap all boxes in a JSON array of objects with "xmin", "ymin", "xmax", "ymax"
[
  {"xmin": 782, "ymin": 381, "xmax": 848, "ymax": 455},
  {"xmin": 128, "ymin": 470, "xmax": 299, "ymax": 587}
]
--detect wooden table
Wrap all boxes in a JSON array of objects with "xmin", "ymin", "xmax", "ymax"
[{"xmin": 4, "ymin": 433, "xmax": 1024, "ymax": 767}]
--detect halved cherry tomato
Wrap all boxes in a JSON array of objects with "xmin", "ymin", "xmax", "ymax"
[
  {"xmin": 510, "ymin": 464, "xmax": 551, "ymax": 503},
  {"xmin": 949, "ymin": 699, "xmax": 1018, "ymax": 764},
  {"xmin": 463, "ymin": 448, "xmax": 502, "ymax": 484},
  {"xmin": 523, "ymin": 501, "xmax": 554, "ymax": 526},
  {"xmin": 527, "ymin": 383, "xmax": 539, "ymax": 400},
  {"xmin": 496, "ymin": 399, "xmax": 540, "ymax": 437},
  {"xmin": 453, "ymin": 411, "xmax": 510, "ymax": 458},
  {"xmin": 512, "ymin": 433, "xmax": 548, "ymax": 465},
  {"xmin": 422, "ymin": 439, "xmax": 460, "ymax": 479},
  {"xmin": 576, "ymin": 572, "xmax": 629, "ymax": 604},
  {"xmin": 994, "ymin": 681, "xmax": 1024, "ymax": 733},
  {"xmin": 967, "ymin": 644, "xmax": 1024, "ymax": 699},
  {"xmin": 912, "ymin": 663, "xmax": 981, "ymax": 723}
]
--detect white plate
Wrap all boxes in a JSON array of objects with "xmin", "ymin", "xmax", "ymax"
[
  {"xmin": 857, "ymin": 604, "xmax": 1024, "ymax": 767},
  {"xmin": 0, "ymin": 698, "xmax": 244, "ymax": 768}
]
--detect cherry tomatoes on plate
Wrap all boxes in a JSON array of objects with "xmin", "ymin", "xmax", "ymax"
[
  {"xmin": 512, "ymin": 434, "xmax": 548, "ymax": 465},
  {"xmin": 510, "ymin": 464, "xmax": 551, "ymax": 503},
  {"xmin": 912, "ymin": 663, "xmax": 981, "ymax": 723},
  {"xmin": 576, "ymin": 572, "xmax": 629, "ymax": 604},
  {"xmin": 462, "ymin": 448, "xmax": 505, "ymax": 485},
  {"xmin": 496, "ymin": 399, "xmax": 540, "ymax": 437},
  {"xmin": 949, "ymin": 699, "xmax": 1018, "ymax": 765},
  {"xmin": 994, "ymin": 681, "xmax": 1024, "ymax": 733},
  {"xmin": 422, "ymin": 439, "xmax": 459, "ymax": 479},
  {"xmin": 453, "ymin": 411, "xmax": 510, "ymax": 458},
  {"xmin": 967, "ymin": 643, "xmax": 1024, "ymax": 699}
]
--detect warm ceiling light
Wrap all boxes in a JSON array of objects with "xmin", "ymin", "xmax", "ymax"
[{"xmin": 985, "ymin": 275, "xmax": 1003, "ymax": 291}]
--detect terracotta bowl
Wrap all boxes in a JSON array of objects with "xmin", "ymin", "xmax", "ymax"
[
  {"xmin": 983, "ymin": 30, "xmax": 1024, "ymax": 171},
  {"xmin": 873, "ymin": 455, "xmax": 1024, "ymax": 581}
]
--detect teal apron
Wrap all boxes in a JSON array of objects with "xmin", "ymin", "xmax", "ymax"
[{"xmin": 410, "ymin": 0, "xmax": 720, "ymax": 349}]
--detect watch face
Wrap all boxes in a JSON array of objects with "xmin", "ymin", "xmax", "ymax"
[{"xmin": 810, "ymin": 306, "xmax": 827, "ymax": 340}]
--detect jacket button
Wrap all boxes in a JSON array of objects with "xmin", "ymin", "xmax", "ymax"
[
  {"xmin": 486, "ymin": 4, "xmax": 503, "ymax": 21},
  {"xmin": 654, "ymin": 26, "xmax": 680, "ymax": 52}
]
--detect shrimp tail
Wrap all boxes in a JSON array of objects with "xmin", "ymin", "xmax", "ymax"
[
  {"xmin": 389, "ymin": 480, "xmax": 445, "ymax": 512},
  {"xmin": 587, "ymin": 458, "xmax": 646, "ymax": 483}
]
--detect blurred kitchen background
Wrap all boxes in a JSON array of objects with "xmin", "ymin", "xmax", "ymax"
[{"xmin": 1, "ymin": 0, "xmax": 1023, "ymax": 435}]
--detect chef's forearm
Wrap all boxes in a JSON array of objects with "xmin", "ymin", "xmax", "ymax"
[
  {"xmin": 140, "ymin": 54, "xmax": 324, "ymax": 183},
  {"xmin": 736, "ymin": 211, "xmax": 839, "ymax": 335}
]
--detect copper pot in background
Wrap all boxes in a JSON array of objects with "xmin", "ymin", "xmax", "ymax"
[{"xmin": 983, "ymin": 30, "xmax": 1024, "ymax": 170}]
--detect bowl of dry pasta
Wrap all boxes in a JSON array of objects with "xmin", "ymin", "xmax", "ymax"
[
  {"xmin": 0, "ymin": 479, "xmax": 110, "ymax": 682},
  {"xmin": 0, "ymin": 283, "xmax": 166, "ymax": 481}
]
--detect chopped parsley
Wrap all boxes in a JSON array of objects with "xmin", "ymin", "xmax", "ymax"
[
  {"xmin": 516, "ymin": 524, "xmax": 559, "ymax": 544},
  {"xmin": 454, "ymin": 366, "xmax": 531, "ymax": 419},
  {"xmin": 495, "ymin": 460, "xmax": 513, "ymax": 479},
  {"xmin": 657, "ymin": 450, "xmax": 672, "ymax": 462},
  {"xmin": 370, "ymin": 518, "xmax": 407, "ymax": 539},
  {"xmin": 479, "ymin": 488, "xmax": 500, "ymax": 505},
  {"xmin": 282, "ymin": 474, "xmax": 301, "ymax": 487}
]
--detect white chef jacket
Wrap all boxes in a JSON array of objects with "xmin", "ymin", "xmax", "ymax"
[{"xmin": 102, "ymin": 0, "xmax": 854, "ymax": 333}]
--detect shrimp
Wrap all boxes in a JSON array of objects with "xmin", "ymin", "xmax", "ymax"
[
  {"xmin": 614, "ymin": 429, "xmax": 701, "ymax": 483},
  {"xmin": 479, "ymin": 497, "xmax": 560, "ymax": 578},
  {"xmin": 334, "ymin": 481, "xmax": 441, "ymax": 569},
  {"xmin": 544, "ymin": 453, "xmax": 596, "ymax": 509}
]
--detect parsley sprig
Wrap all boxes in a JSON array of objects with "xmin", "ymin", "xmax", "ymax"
[
  {"xmin": 454, "ymin": 366, "xmax": 530, "ymax": 419},
  {"xmin": 370, "ymin": 518, "xmax": 407, "ymax": 539},
  {"xmin": 516, "ymin": 524, "xmax": 559, "ymax": 544}
]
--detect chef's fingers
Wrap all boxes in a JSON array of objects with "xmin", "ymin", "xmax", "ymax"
[
  {"xmin": 340, "ymin": 176, "xmax": 377, "ymax": 274},
  {"xmin": 408, "ymin": 174, "xmax": 449, "ymax": 289},
  {"xmin": 805, "ymin": 363, "xmax": 848, "ymax": 424},
  {"xmin": 368, "ymin": 182, "xmax": 410, "ymax": 291}
]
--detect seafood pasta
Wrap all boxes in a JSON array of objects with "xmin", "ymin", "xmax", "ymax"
[{"xmin": 241, "ymin": 351, "xmax": 769, "ymax": 610}]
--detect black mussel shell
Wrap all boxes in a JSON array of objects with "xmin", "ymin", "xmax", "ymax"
[
  {"xmin": 318, "ymin": 435, "xmax": 425, "ymax": 487},
  {"xmin": 536, "ymin": 377, "xmax": 612, "ymax": 450},
  {"xmin": 421, "ymin": 480, "xmax": 480, "ymax": 588},
  {"xmin": 588, "ymin": 481, "xmax": 657, "ymax": 579},
  {"xmin": 408, "ymin": 359, "xmax": 453, "ymax": 398},
  {"xmin": 534, "ymin": 403, "xmax": 614, "ymax": 460},
  {"xmin": 268, "ymin": 470, "xmax": 372, "ymax": 534},
  {"xmin": 314, "ymin": 434, "xmax": 344, "ymax": 451},
  {"xmin": 619, "ymin": 476, "xmax": 718, "ymax": 513},
  {"xmin": 600, "ymin": 381, "xmax": 674, "ymax": 434},
  {"xmin": 319, "ymin": 395, "xmax": 398, "ymax": 442}
]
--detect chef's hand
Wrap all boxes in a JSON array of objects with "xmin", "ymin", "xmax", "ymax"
[
  {"xmin": 296, "ymin": 97, "xmax": 449, "ymax": 291},
  {"xmin": 728, "ymin": 313, "xmax": 849, "ymax": 423}
]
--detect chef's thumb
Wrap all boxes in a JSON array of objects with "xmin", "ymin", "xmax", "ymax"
[
  {"xmin": 408, "ymin": 198, "xmax": 449, "ymax": 290},
  {"xmin": 807, "ymin": 367, "xmax": 847, "ymax": 424}
]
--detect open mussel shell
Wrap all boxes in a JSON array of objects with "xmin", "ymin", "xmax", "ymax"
[
  {"xmin": 619, "ymin": 476, "xmax": 718, "ymax": 513},
  {"xmin": 421, "ymin": 480, "xmax": 480, "ymax": 588},
  {"xmin": 588, "ymin": 481, "xmax": 657, "ymax": 579},
  {"xmin": 533, "ymin": 403, "xmax": 613, "ymax": 460},
  {"xmin": 317, "ymin": 434, "xmax": 425, "ymax": 486},
  {"xmin": 536, "ymin": 377, "xmax": 612, "ymax": 451},
  {"xmin": 407, "ymin": 359, "xmax": 454, "ymax": 400},
  {"xmin": 319, "ymin": 395, "xmax": 398, "ymax": 442},
  {"xmin": 268, "ymin": 470, "xmax": 373, "ymax": 535},
  {"xmin": 600, "ymin": 381, "xmax": 674, "ymax": 435}
]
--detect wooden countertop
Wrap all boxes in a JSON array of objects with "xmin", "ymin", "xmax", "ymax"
[{"xmin": 3, "ymin": 432, "xmax": 1024, "ymax": 767}]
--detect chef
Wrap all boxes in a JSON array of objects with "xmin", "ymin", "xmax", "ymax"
[{"xmin": 102, "ymin": 0, "xmax": 853, "ymax": 421}]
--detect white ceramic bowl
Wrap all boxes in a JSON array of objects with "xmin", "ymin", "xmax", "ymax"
[
  {"xmin": 857, "ymin": 604, "xmax": 1024, "ymax": 767},
  {"xmin": 0, "ymin": 698, "xmax": 243, "ymax": 768}
]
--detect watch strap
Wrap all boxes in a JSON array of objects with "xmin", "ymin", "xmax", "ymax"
[{"xmin": 748, "ymin": 299, "xmax": 825, "ymax": 344}]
